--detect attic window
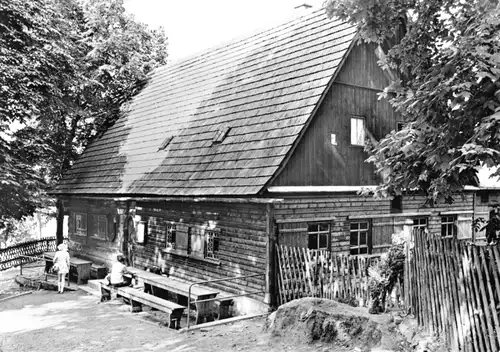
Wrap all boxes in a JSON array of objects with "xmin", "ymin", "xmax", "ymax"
[
  {"xmin": 212, "ymin": 127, "xmax": 231, "ymax": 144},
  {"xmin": 158, "ymin": 136, "xmax": 173, "ymax": 151},
  {"xmin": 350, "ymin": 116, "xmax": 365, "ymax": 146}
]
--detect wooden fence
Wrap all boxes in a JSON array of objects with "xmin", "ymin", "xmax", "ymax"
[
  {"xmin": 276, "ymin": 244, "xmax": 378, "ymax": 307},
  {"xmin": 0, "ymin": 237, "xmax": 66, "ymax": 271},
  {"xmin": 406, "ymin": 231, "xmax": 500, "ymax": 352}
]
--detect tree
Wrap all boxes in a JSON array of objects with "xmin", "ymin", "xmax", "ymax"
[
  {"xmin": 325, "ymin": 0, "xmax": 500, "ymax": 203},
  {"xmin": 0, "ymin": 0, "xmax": 168, "ymax": 231}
]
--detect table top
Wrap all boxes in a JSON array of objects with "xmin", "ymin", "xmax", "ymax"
[
  {"xmin": 43, "ymin": 251, "xmax": 92, "ymax": 265},
  {"xmin": 126, "ymin": 267, "xmax": 219, "ymax": 300}
]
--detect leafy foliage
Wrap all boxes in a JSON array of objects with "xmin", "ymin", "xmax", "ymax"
[
  {"xmin": 368, "ymin": 236, "xmax": 405, "ymax": 314},
  {"xmin": 326, "ymin": 0, "xmax": 500, "ymax": 202},
  {"xmin": 0, "ymin": 0, "xmax": 167, "ymax": 227}
]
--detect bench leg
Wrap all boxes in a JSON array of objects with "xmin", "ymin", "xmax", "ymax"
[
  {"xmin": 165, "ymin": 311, "xmax": 182, "ymax": 329},
  {"xmin": 195, "ymin": 301, "xmax": 216, "ymax": 324},
  {"xmin": 100, "ymin": 287, "xmax": 111, "ymax": 302},
  {"xmin": 130, "ymin": 299, "xmax": 142, "ymax": 313},
  {"xmin": 218, "ymin": 300, "xmax": 233, "ymax": 320}
]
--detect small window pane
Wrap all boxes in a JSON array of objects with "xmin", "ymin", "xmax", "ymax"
[
  {"xmin": 308, "ymin": 233, "xmax": 318, "ymax": 250},
  {"xmin": 359, "ymin": 247, "xmax": 368, "ymax": 254},
  {"xmin": 319, "ymin": 223, "xmax": 329, "ymax": 232},
  {"xmin": 360, "ymin": 222, "xmax": 368, "ymax": 230},
  {"xmin": 308, "ymin": 224, "xmax": 319, "ymax": 232},
  {"xmin": 351, "ymin": 117, "xmax": 365, "ymax": 146},
  {"xmin": 350, "ymin": 234, "xmax": 358, "ymax": 246},
  {"xmin": 319, "ymin": 233, "xmax": 328, "ymax": 248},
  {"xmin": 359, "ymin": 232, "xmax": 367, "ymax": 245}
]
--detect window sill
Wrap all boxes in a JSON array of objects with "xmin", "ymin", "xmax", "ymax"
[
  {"xmin": 89, "ymin": 236, "xmax": 108, "ymax": 242},
  {"xmin": 72, "ymin": 233, "xmax": 87, "ymax": 238},
  {"xmin": 162, "ymin": 248, "xmax": 221, "ymax": 266}
]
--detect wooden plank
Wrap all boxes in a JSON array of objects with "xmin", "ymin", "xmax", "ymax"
[
  {"xmin": 423, "ymin": 234, "xmax": 438, "ymax": 333},
  {"xmin": 452, "ymin": 239, "xmax": 472, "ymax": 352},
  {"xmin": 479, "ymin": 247, "xmax": 500, "ymax": 350},
  {"xmin": 464, "ymin": 242, "xmax": 486, "ymax": 352},
  {"xmin": 465, "ymin": 245, "xmax": 489, "ymax": 352},
  {"xmin": 429, "ymin": 235, "xmax": 447, "ymax": 342},
  {"xmin": 441, "ymin": 238, "xmax": 461, "ymax": 351},
  {"xmin": 471, "ymin": 245, "xmax": 497, "ymax": 351},
  {"xmin": 446, "ymin": 238, "xmax": 467, "ymax": 351}
]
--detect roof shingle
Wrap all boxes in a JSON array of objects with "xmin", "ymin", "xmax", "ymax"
[{"xmin": 55, "ymin": 10, "xmax": 357, "ymax": 196}]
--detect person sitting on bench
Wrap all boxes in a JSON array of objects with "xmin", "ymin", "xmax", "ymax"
[{"xmin": 105, "ymin": 254, "xmax": 136, "ymax": 287}]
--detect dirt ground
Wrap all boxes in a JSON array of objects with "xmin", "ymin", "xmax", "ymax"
[
  {"xmin": 0, "ymin": 266, "xmax": 418, "ymax": 352},
  {"xmin": 0, "ymin": 289, "xmax": 417, "ymax": 352}
]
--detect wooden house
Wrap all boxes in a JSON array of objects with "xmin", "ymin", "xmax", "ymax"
[
  {"xmin": 53, "ymin": 10, "xmax": 476, "ymax": 307},
  {"xmin": 473, "ymin": 167, "xmax": 500, "ymax": 243}
]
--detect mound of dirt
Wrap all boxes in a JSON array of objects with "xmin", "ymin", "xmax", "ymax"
[{"xmin": 265, "ymin": 297, "xmax": 407, "ymax": 351}]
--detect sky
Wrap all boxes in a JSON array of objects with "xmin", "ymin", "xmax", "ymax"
[{"xmin": 124, "ymin": 0, "xmax": 325, "ymax": 62}]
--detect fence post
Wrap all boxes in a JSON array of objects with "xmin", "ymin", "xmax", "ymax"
[{"xmin": 403, "ymin": 220, "xmax": 413, "ymax": 313}]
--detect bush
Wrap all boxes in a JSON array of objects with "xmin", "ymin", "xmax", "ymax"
[{"xmin": 368, "ymin": 233, "xmax": 405, "ymax": 314}]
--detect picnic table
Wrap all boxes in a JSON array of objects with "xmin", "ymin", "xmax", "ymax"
[
  {"xmin": 43, "ymin": 251, "xmax": 92, "ymax": 285},
  {"xmin": 126, "ymin": 267, "xmax": 219, "ymax": 324}
]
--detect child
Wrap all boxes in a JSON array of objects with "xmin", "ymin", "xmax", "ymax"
[{"xmin": 53, "ymin": 243, "xmax": 70, "ymax": 293}]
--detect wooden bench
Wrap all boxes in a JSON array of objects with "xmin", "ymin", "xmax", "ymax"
[
  {"xmin": 136, "ymin": 274, "xmax": 219, "ymax": 324},
  {"xmin": 116, "ymin": 286, "xmax": 186, "ymax": 329},
  {"xmin": 43, "ymin": 252, "xmax": 92, "ymax": 285}
]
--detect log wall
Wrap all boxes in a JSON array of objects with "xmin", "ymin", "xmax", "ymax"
[
  {"xmin": 63, "ymin": 197, "xmax": 122, "ymax": 267},
  {"xmin": 273, "ymin": 192, "xmax": 474, "ymax": 255},
  {"xmin": 133, "ymin": 201, "xmax": 268, "ymax": 299}
]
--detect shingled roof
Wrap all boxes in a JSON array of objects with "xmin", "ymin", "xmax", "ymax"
[{"xmin": 55, "ymin": 10, "xmax": 358, "ymax": 196}]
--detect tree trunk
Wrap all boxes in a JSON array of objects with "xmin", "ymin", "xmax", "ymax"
[{"xmin": 56, "ymin": 199, "xmax": 64, "ymax": 245}]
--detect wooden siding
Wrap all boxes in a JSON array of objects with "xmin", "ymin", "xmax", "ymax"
[
  {"xmin": 272, "ymin": 42, "xmax": 398, "ymax": 187},
  {"xmin": 273, "ymin": 193, "xmax": 474, "ymax": 255},
  {"xmin": 133, "ymin": 201, "xmax": 268, "ymax": 299}
]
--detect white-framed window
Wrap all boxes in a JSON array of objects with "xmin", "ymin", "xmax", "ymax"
[
  {"xmin": 307, "ymin": 223, "xmax": 330, "ymax": 250},
  {"xmin": 350, "ymin": 221, "xmax": 371, "ymax": 255},
  {"xmin": 413, "ymin": 217, "xmax": 428, "ymax": 230},
  {"xmin": 93, "ymin": 214, "xmax": 108, "ymax": 240},
  {"xmin": 351, "ymin": 116, "xmax": 365, "ymax": 146},
  {"xmin": 205, "ymin": 229, "xmax": 220, "ymax": 259},
  {"xmin": 165, "ymin": 222, "xmax": 221, "ymax": 262},
  {"xmin": 75, "ymin": 213, "xmax": 87, "ymax": 236},
  {"xmin": 441, "ymin": 216, "xmax": 457, "ymax": 238},
  {"xmin": 166, "ymin": 223, "xmax": 176, "ymax": 249}
]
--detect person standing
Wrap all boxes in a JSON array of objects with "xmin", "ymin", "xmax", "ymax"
[{"xmin": 53, "ymin": 243, "xmax": 70, "ymax": 293}]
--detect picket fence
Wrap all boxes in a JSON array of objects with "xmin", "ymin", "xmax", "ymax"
[
  {"xmin": 276, "ymin": 244, "xmax": 379, "ymax": 307},
  {"xmin": 406, "ymin": 230, "xmax": 500, "ymax": 352}
]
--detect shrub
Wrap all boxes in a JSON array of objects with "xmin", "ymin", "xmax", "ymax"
[{"xmin": 368, "ymin": 233, "xmax": 405, "ymax": 314}]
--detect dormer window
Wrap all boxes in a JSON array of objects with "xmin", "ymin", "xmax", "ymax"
[
  {"xmin": 350, "ymin": 116, "xmax": 365, "ymax": 146},
  {"xmin": 158, "ymin": 136, "xmax": 173, "ymax": 151},
  {"xmin": 212, "ymin": 127, "xmax": 231, "ymax": 145}
]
